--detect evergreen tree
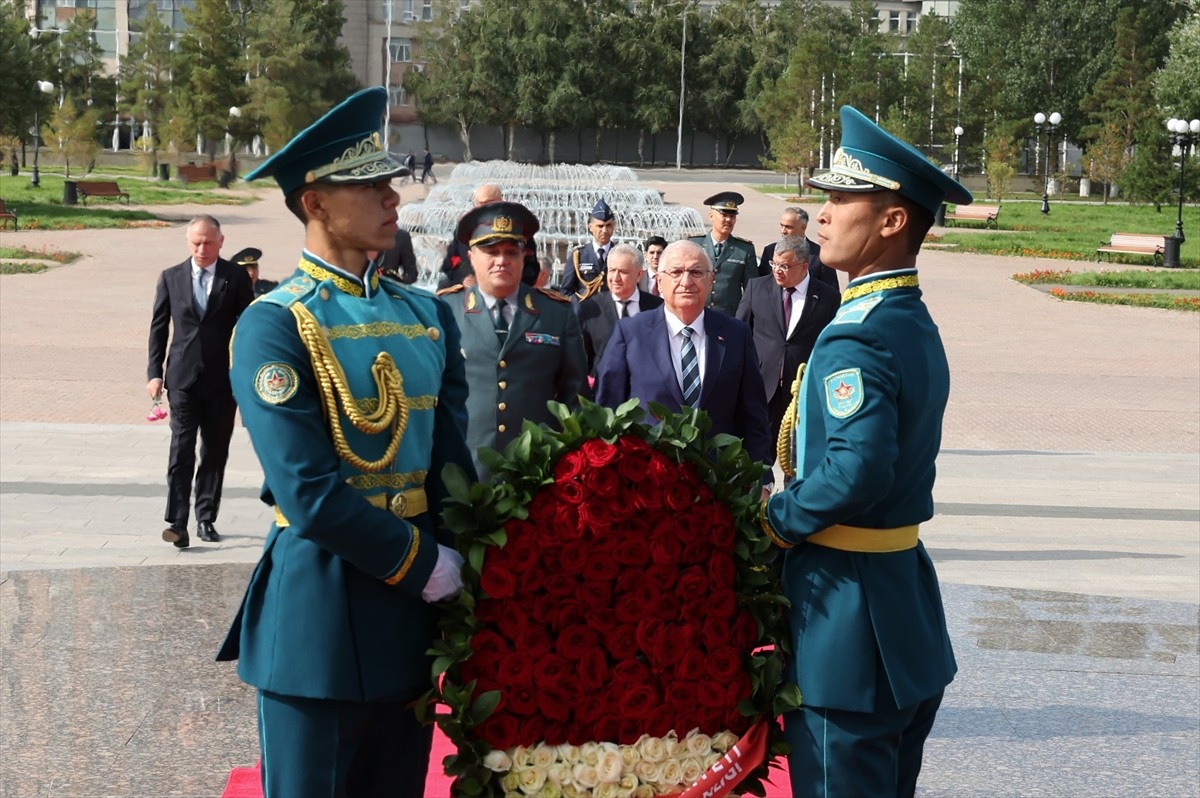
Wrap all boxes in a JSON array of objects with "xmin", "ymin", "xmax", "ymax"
[
  {"xmin": 176, "ymin": 0, "xmax": 243, "ymax": 158},
  {"xmin": 624, "ymin": 0, "xmax": 686, "ymax": 166},
  {"xmin": 690, "ymin": 0, "xmax": 762, "ymax": 165},
  {"xmin": 120, "ymin": 3, "xmax": 175, "ymax": 172},
  {"xmin": 0, "ymin": 0, "xmax": 50, "ymax": 149},
  {"xmin": 1155, "ymin": 3, "xmax": 1200, "ymax": 119}
]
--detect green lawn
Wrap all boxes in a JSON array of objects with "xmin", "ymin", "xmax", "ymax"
[
  {"xmin": 935, "ymin": 201, "xmax": 1200, "ymax": 267},
  {"xmin": 0, "ymin": 244, "xmax": 82, "ymax": 264},
  {"xmin": 0, "ymin": 168, "xmax": 257, "ymax": 230},
  {"xmin": 1013, "ymin": 268, "xmax": 1200, "ymax": 289}
]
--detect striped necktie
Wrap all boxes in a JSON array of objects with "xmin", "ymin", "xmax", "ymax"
[{"xmin": 680, "ymin": 326, "xmax": 700, "ymax": 406}]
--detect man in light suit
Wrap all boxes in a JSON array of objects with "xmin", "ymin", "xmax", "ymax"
[
  {"xmin": 737, "ymin": 235, "xmax": 839, "ymax": 449},
  {"xmin": 440, "ymin": 202, "xmax": 588, "ymax": 479},
  {"xmin": 577, "ymin": 243, "xmax": 663, "ymax": 380},
  {"xmin": 757, "ymin": 207, "xmax": 841, "ymax": 293},
  {"xmin": 146, "ymin": 215, "xmax": 254, "ymax": 547},
  {"xmin": 594, "ymin": 239, "xmax": 771, "ymax": 472}
]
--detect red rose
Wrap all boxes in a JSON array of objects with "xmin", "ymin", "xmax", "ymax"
[
  {"xmin": 577, "ymin": 579, "xmax": 612, "ymax": 610},
  {"xmin": 697, "ymin": 680, "xmax": 728, "ymax": 709},
  {"xmin": 664, "ymin": 481, "xmax": 694, "ymax": 511},
  {"xmin": 618, "ymin": 718, "xmax": 645, "ymax": 745},
  {"xmin": 645, "ymin": 563, "xmax": 679, "ymax": 591},
  {"xmin": 725, "ymin": 672, "xmax": 753, "ymax": 708},
  {"xmin": 610, "ymin": 534, "xmax": 651, "ymax": 567},
  {"xmin": 578, "ymin": 501, "xmax": 614, "ymax": 532},
  {"xmin": 528, "ymin": 493, "xmax": 556, "ymax": 525},
  {"xmin": 556, "ymin": 479, "xmax": 586, "ymax": 505},
  {"xmin": 647, "ymin": 452, "xmax": 676, "ymax": 481},
  {"xmin": 474, "ymin": 599, "xmax": 504, "ymax": 624},
  {"xmin": 680, "ymin": 536, "xmax": 714, "ymax": 566},
  {"xmin": 593, "ymin": 716, "xmax": 620, "ymax": 744},
  {"xmin": 554, "ymin": 505, "xmax": 583, "ymax": 542},
  {"xmin": 494, "ymin": 610, "xmax": 531, "ymax": 643},
  {"xmin": 614, "ymin": 568, "xmax": 642, "ymax": 595},
  {"xmin": 515, "ymin": 626, "xmax": 554, "ymax": 659},
  {"xmin": 695, "ymin": 481, "xmax": 714, "ymax": 503},
  {"xmin": 506, "ymin": 683, "xmax": 539, "ymax": 715},
  {"xmin": 707, "ymin": 503, "xmax": 736, "ymax": 548},
  {"xmin": 674, "ymin": 649, "xmax": 706, "ymax": 681},
  {"xmin": 666, "ymin": 680, "xmax": 697, "ymax": 710},
  {"xmin": 676, "ymin": 566, "xmax": 708, "ymax": 597},
  {"xmin": 577, "ymin": 647, "xmax": 609, "ymax": 692},
  {"xmin": 495, "ymin": 651, "xmax": 535, "ymax": 688},
  {"xmin": 480, "ymin": 561, "xmax": 517, "ymax": 599},
  {"xmin": 657, "ymin": 591, "xmax": 681, "ymax": 620},
  {"xmin": 635, "ymin": 484, "xmax": 664, "ymax": 511},
  {"xmin": 653, "ymin": 629, "xmax": 685, "ymax": 666},
  {"xmin": 707, "ymin": 552, "xmax": 736, "ymax": 590},
  {"xmin": 707, "ymin": 646, "xmax": 744, "ymax": 683},
  {"xmin": 581, "ymin": 438, "xmax": 619, "ymax": 467},
  {"xmin": 611, "ymin": 658, "xmax": 652, "ymax": 686},
  {"xmin": 584, "ymin": 466, "xmax": 620, "ymax": 499},
  {"xmin": 707, "ymin": 587, "xmax": 738, "ymax": 620},
  {"xmin": 635, "ymin": 618, "xmax": 665, "ymax": 657},
  {"xmin": 543, "ymin": 720, "xmax": 570, "ymax": 747},
  {"xmin": 567, "ymin": 721, "xmax": 596, "ymax": 746},
  {"xmin": 605, "ymin": 623, "xmax": 639, "ymax": 660},
  {"xmin": 533, "ymin": 653, "xmax": 571, "ymax": 685},
  {"xmin": 649, "ymin": 531, "xmax": 682, "ymax": 564},
  {"xmin": 646, "ymin": 706, "xmax": 675, "ymax": 740},
  {"xmin": 542, "ymin": 572, "xmax": 577, "ymax": 598},
  {"xmin": 518, "ymin": 714, "xmax": 546, "ymax": 746},
  {"xmin": 590, "ymin": 608, "xmax": 620, "ymax": 636},
  {"xmin": 725, "ymin": 706, "xmax": 752, "ymax": 734},
  {"xmin": 617, "ymin": 435, "xmax": 652, "ymax": 455},
  {"xmin": 535, "ymin": 687, "xmax": 572, "ymax": 721},
  {"xmin": 557, "ymin": 541, "xmax": 589, "ymax": 575},
  {"xmin": 734, "ymin": 610, "xmax": 760, "ymax": 649},
  {"xmin": 582, "ymin": 552, "xmax": 620, "ymax": 582},
  {"xmin": 470, "ymin": 629, "xmax": 511, "ymax": 661},
  {"xmin": 556, "ymin": 624, "xmax": 600, "ymax": 660},
  {"xmin": 554, "ymin": 597, "xmax": 586, "ymax": 628},
  {"xmin": 674, "ymin": 711, "xmax": 708, "ymax": 739},
  {"xmin": 617, "ymin": 453, "xmax": 651, "ymax": 485},
  {"xmin": 703, "ymin": 616, "xmax": 732, "ymax": 649},
  {"xmin": 554, "ymin": 449, "xmax": 587, "ymax": 481},
  {"xmin": 666, "ymin": 623, "xmax": 701, "ymax": 658},
  {"xmin": 531, "ymin": 597, "xmax": 558, "ymax": 626},
  {"xmin": 476, "ymin": 712, "xmax": 519, "ymax": 751}
]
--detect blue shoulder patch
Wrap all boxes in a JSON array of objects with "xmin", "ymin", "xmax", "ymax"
[
  {"xmin": 824, "ymin": 368, "xmax": 864, "ymax": 418},
  {"xmin": 259, "ymin": 275, "xmax": 316, "ymax": 308},
  {"xmin": 832, "ymin": 294, "xmax": 883, "ymax": 325}
]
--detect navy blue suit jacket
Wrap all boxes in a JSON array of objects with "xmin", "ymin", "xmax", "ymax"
[{"xmin": 593, "ymin": 306, "xmax": 772, "ymax": 467}]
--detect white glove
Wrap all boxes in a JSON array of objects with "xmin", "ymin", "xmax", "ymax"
[{"xmin": 421, "ymin": 543, "xmax": 464, "ymax": 602}]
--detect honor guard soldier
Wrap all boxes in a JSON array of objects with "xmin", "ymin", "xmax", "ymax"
[
  {"xmin": 440, "ymin": 202, "xmax": 588, "ymax": 479},
  {"xmin": 216, "ymin": 87, "xmax": 476, "ymax": 797},
  {"xmin": 560, "ymin": 198, "xmax": 616, "ymax": 301},
  {"xmin": 687, "ymin": 191, "xmax": 757, "ymax": 315},
  {"xmin": 761, "ymin": 105, "xmax": 972, "ymax": 798}
]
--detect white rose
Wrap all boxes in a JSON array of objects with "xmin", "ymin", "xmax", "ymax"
[
  {"xmin": 580, "ymin": 742, "xmax": 601, "ymax": 768},
  {"xmin": 573, "ymin": 763, "xmax": 601, "ymax": 790},
  {"xmin": 513, "ymin": 745, "xmax": 536, "ymax": 769},
  {"xmin": 595, "ymin": 782, "xmax": 620, "ymax": 798},
  {"xmin": 547, "ymin": 762, "xmax": 573, "ymax": 788},
  {"xmin": 505, "ymin": 792, "xmax": 522, "ymax": 798},
  {"xmin": 557, "ymin": 744, "xmax": 582, "ymax": 764},
  {"xmin": 680, "ymin": 756, "xmax": 705, "ymax": 785},
  {"xmin": 660, "ymin": 759, "xmax": 684, "ymax": 786},
  {"xmin": 633, "ymin": 785, "xmax": 658, "ymax": 798},
  {"xmin": 634, "ymin": 759, "xmax": 663, "ymax": 785},
  {"xmin": 537, "ymin": 781, "xmax": 563, "ymax": 798},
  {"xmin": 620, "ymin": 744, "xmax": 640, "ymax": 769},
  {"xmin": 684, "ymin": 731, "xmax": 712, "ymax": 757},
  {"xmin": 501, "ymin": 771, "xmax": 522, "ymax": 792},
  {"xmin": 712, "ymin": 730, "xmax": 738, "ymax": 752},
  {"xmin": 562, "ymin": 785, "xmax": 589, "ymax": 798},
  {"xmin": 617, "ymin": 773, "xmax": 640, "ymax": 797},
  {"xmin": 532, "ymin": 745, "xmax": 557, "ymax": 770},
  {"xmin": 597, "ymin": 748, "xmax": 624, "ymax": 784},
  {"xmin": 635, "ymin": 735, "xmax": 667, "ymax": 763},
  {"xmin": 484, "ymin": 748, "xmax": 514, "ymax": 772},
  {"xmin": 518, "ymin": 765, "xmax": 548, "ymax": 795}
]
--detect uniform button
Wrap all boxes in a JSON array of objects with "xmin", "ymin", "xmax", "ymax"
[
  {"xmin": 498, "ymin": 402, "xmax": 506, "ymax": 411},
  {"xmin": 499, "ymin": 360, "xmax": 507, "ymax": 368},
  {"xmin": 426, "ymin": 327, "xmax": 440, "ymax": 341},
  {"xmin": 498, "ymin": 380, "xmax": 507, "ymax": 390},
  {"xmin": 498, "ymin": 424, "xmax": 506, "ymax": 433},
  {"xmin": 319, "ymin": 287, "xmax": 331, "ymax": 301}
]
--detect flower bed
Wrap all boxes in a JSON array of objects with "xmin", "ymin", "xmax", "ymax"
[{"xmin": 428, "ymin": 400, "xmax": 798, "ymax": 797}]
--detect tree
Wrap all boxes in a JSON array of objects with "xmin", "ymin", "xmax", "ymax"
[
  {"xmin": 890, "ymin": 13, "xmax": 958, "ymax": 162},
  {"xmin": 0, "ymin": 0, "xmax": 50, "ymax": 154},
  {"xmin": 623, "ymin": 0, "xmax": 686, "ymax": 166},
  {"xmin": 982, "ymin": 121, "xmax": 1021, "ymax": 201},
  {"xmin": 407, "ymin": 4, "xmax": 490, "ymax": 162},
  {"xmin": 1155, "ymin": 3, "xmax": 1200, "ymax": 119},
  {"xmin": 119, "ymin": 3, "xmax": 175, "ymax": 173},
  {"xmin": 1083, "ymin": 120, "xmax": 1129, "ymax": 203},
  {"xmin": 690, "ymin": 0, "xmax": 762, "ymax": 165},
  {"xmin": 175, "ymin": 0, "xmax": 243, "ymax": 158},
  {"xmin": 43, "ymin": 95, "xmax": 99, "ymax": 178}
]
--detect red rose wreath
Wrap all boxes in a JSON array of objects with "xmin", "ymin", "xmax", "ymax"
[{"xmin": 428, "ymin": 400, "xmax": 800, "ymax": 797}]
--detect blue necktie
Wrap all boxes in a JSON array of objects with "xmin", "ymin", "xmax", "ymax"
[
  {"xmin": 680, "ymin": 326, "xmax": 700, "ymax": 406},
  {"xmin": 194, "ymin": 269, "xmax": 210, "ymax": 316}
]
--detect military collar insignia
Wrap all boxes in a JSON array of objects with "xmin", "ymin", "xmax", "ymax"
[
  {"xmin": 465, "ymin": 290, "xmax": 480, "ymax": 313},
  {"xmin": 524, "ymin": 292, "xmax": 539, "ymax": 314},
  {"xmin": 298, "ymin": 258, "xmax": 380, "ymax": 298},
  {"xmin": 840, "ymin": 273, "xmax": 919, "ymax": 304}
]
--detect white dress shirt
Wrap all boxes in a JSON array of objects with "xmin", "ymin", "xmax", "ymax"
[
  {"xmin": 613, "ymin": 288, "xmax": 643, "ymax": 319},
  {"xmin": 479, "ymin": 287, "xmax": 517, "ymax": 328},
  {"xmin": 784, "ymin": 274, "xmax": 811, "ymax": 338},
  {"xmin": 663, "ymin": 308, "xmax": 707, "ymax": 389},
  {"xmin": 191, "ymin": 260, "xmax": 216, "ymax": 300}
]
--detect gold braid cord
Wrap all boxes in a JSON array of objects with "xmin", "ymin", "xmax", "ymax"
[
  {"xmin": 574, "ymin": 249, "xmax": 605, "ymax": 301},
  {"xmin": 776, "ymin": 363, "xmax": 806, "ymax": 479},
  {"xmin": 290, "ymin": 302, "xmax": 409, "ymax": 473}
]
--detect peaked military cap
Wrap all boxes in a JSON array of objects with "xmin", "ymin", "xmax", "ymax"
[
  {"xmin": 456, "ymin": 201, "xmax": 540, "ymax": 248},
  {"xmin": 590, "ymin": 199, "xmax": 614, "ymax": 221},
  {"xmin": 230, "ymin": 247, "xmax": 262, "ymax": 267},
  {"xmin": 244, "ymin": 87, "xmax": 405, "ymax": 195},
  {"xmin": 807, "ymin": 105, "xmax": 973, "ymax": 215},
  {"xmin": 704, "ymin": 192, "xmax": 745, "ymax": 215}
]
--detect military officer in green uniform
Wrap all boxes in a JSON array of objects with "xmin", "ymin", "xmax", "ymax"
[
  {"xmin": 687, "ymin": 191, "xmax": 756, "ymax": 315},
  {"xmin": 216, "ymin": 87, "xmax": 476, "ymax": 797},
  {"xmin": 760, "ymin": 105, "xmax": 971, "ymax": 798},
  {"xmin": 440, "ymin": 202, "xmax": 587, "ymax": 479}
]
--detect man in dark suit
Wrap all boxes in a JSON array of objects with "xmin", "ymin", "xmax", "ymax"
[
  {"xmin": 758, "ymin": 207, "xmax": 840, "ymax": 293},
  {"xmin": 686, "ymin": 191, "xmax": 757, "ymax": 316},
  {"xmin": 560, "ymin": 198, "xmax": 616, "ymax": 300},
  {"xmin": 737, "ymin": 235, "xmax": 839, "ymax": 449},
  {"xmin": 146, "ymin": 215, "xmax": 254, "ymax": 547},
  {"xmin": 577, "ymin": 243, "xmax": 663, "ymax": 379},
  {"xmin": 440, "ymin": 202, "xmax": 587, "ymax": 479},
  {"xmin": 594, "ymin": 239, "xmax": 771, "ymax": 475},
  {"xmin": 376, "ymin": 228, "xmax": 418, "ymax": 283}
]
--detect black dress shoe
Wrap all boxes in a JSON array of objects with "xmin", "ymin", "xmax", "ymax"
[
  {"xmin": 197, "ymin": 522, "xmax": 221, "ymax": 543},
  {"xmin": 162, "ymin": 526, "xmax": 190, "ymax": 549}
]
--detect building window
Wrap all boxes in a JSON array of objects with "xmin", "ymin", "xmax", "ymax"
[
  {"xmin": 906, "ymin": 14, "xmax": 917, "ymax": 33},
  {"xmin": 389, "ymin": 83, "xmax": 408, "ymax": 106},
  {"xmin": 388, "ymin": 37, "xmax": 412, "ymax": 63},
  {"xmin": 422, "ymin": 0, "xmax": 433, "ymax": 20},
  {"xmin": 888, "ymin": 11, "xmax": 901, "ymax": 31}
]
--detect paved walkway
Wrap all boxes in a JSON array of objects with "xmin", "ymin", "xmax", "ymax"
[{"xmin": 1, "ymin": 172, "xmax": 1197, "ymax": 797}]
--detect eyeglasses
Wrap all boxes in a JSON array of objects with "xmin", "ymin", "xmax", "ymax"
[
  {"xmin": 660, "ymin": 268, "xmax": 711, "ymax": 281},
  {"xmin": 770, "ymin": 260, "xmax": 801, "ymax": 272}
]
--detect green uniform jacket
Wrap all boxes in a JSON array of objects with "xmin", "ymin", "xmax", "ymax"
[
  {"xmin": 443, "ymin": 283, "xmax": 587, "ymax": 477},
  {"xmin": 687, "ymin": 233, "xmax": 757, "ymax": 316},
  {"xmin": 217, "ymin": 255, "xmax": 475, "ymax": 702},
  {"xmin": 763, "ymin": 269, "xmax": 957, "ymax": 713}
]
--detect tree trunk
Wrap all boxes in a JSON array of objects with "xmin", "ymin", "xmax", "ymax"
[
  {"xmin": 594, "ymin": 128, "xmax": 602, "ymax": 163},
  {"xmin": 457, "ymin": 116, "xmax": 472, "ymax": 162},
  {"xmin": 713, "ymin": 136, "xmax": 719, "ymax": 166},
  {"xmin": 506, "ymin": 123, "xmax": 517, "ymax": 160},
  {"xmin": 548, "ymin": 130, "xmax": 557, "ymax": 164},
  {"xmin": 637, "ymin": 130, "xmax": 645, "ymax": 168}
]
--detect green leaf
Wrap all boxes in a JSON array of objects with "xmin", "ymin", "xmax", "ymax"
[{"xmin": 469, "ymin": 689, "xmax": 502, "ymax": 724}]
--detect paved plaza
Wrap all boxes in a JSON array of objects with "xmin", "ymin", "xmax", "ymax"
[{"xmin": 1, "ymin": 172, "xmax": 1197, "ymax": 797}]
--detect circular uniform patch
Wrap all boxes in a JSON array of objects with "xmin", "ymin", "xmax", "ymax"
[{"xmin": 254, "ymin": 362, "xmax": 299, "ymax": 405}]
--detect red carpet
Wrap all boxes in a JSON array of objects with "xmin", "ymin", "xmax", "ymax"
[{"xmin": 222, "ymin": 725, "xmax": 792, "ymax": 797}]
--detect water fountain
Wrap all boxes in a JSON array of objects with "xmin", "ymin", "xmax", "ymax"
[{"xmin": 397, "ymin": 161, "xmax": 706, "ymax": 289}]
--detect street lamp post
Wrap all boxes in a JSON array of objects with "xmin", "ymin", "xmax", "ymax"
[
  {"xmin": 953, "ymin": 125, "xmax": 964, "ymax": 182},
  {"xmin": 1164, "ymin": 117, "xmax": 1200, "ymax": 268},
  {"xmin": 30, "ymin": 80, "xmax": 55, "ymax": 187},
  {"xmin": 1033, "ymin": 111, "xmax": 1061, "ymax": 214}
]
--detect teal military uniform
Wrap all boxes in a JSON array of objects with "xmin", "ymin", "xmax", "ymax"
[
  {"xmin": 442, "ymin": 282, "xmax": 587, "ymax": 477},
  {"xmin": 687, "ymin": 232, "xmax": 757, "ymax": 315},
  {"xmin": 217, "ymin": 87, "xmax": 476, "ymax": 797},
  {"xmin": 761, "ymin": 105, "xmax": 974, "ymax": 798}
]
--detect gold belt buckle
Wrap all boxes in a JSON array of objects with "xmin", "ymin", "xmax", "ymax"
[{"xmin": 389, "ymin": 492, "xmax": 409, "ymax": 518}]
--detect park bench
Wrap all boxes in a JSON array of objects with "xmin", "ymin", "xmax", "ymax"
[
  {"xmin": 0, "ymin": 199, "xmax": 16, "ymax": 230},
  {"xmin": 76, "ymin": 180, "xmax": 130, "ymax": 206},
  {"xmin": 945, "ymin": 204, "xmax": 1001, "ymax": 228},
  {"xmin": 177, "ymin": 163, "xmax": 218, "ymax": 185},
  {"xmin": 1096, "ymin": 232, "xmax": 1165, "ymax": 265}
]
